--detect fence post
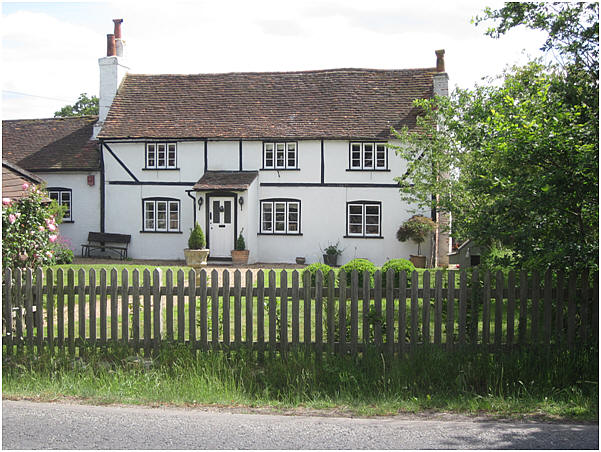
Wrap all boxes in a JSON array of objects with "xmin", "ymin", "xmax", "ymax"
[
  {"xmin": 25, "ymin": 268, "xmax": 34, "ymax": 353},
  {"xmin": 245, "ymin": 270, "xmax": 254, "ymax": 349},
  {"xmin": 56, "ymin": 268, "xmax": 65, "ymax": 349},
  {"xmin": 434, "ymin": 270, "xmax": 442, "ymax": 346},
  {"xmin": 410, "ymin": 270, "xmax": 418, "ymax": 352},
  {"xmin": 4, "ymin": 269, "xmax": 13, "ymax": 355},
  {"xmin": 223, "ymin": 270, "xmax": 231, "ymax": 348},
  {"xmin": 269, "ymin": 270, "xmax": 276, "ymax": 352},
  {"xmin": 234, "ymin": 270, "xmax": 242, "ymax": 347},
  {"xmin": 45, "ymin": 268, "xmax": 54, "ymax": 354},
  {"xmin": 374, "ymin": 270, "xmax": 382, "ymax": 350},
  {"xmin": 188, "ymin": 269, "xmax": 197, "ymax": 352},
  {"xmin": 446, "ymin": 270, "xmax": 455, "ymax": 351},
  {"xmin": 303, "ymin": 269, "xmax": 312, "ymax": 352},
  {"xmin": 121, "ymin": 269, "xmax": 129, "ymax": 345},
  {"xmin": 198, "ymin": 269, "xmax": 207, "ymax": 351},
  {"xmin": 143, "ymin": 269, "xmax": 151, "ymax": 357},
  {"xmin": 362, "ymin": 270, "xmax": 370, "ymax": 346},
  {"xmin": 315, "ymin": 270, "xmax": 323, "ymax": 358},
  {"xmin": 291, "ymin": 270, "xmax": 300, "ymax": 348},
  {"xmin": 280, "ymin": 270, "xmax": 289, "ymax": 354},
  {"xmin": 385, "ymin": 268, "xmax": 394, "ymax": 357},
  {"xmin": 15, "ymin": 268, "xmax": 23, "ymax": 355},
  {"xmin": 256, "ymin": 270, "xmax": 265, "ymax": 354},
  {"xmin": 350, "ymin": 270, "xmax": 359, "ymax": 356},
  {"xmin": 165, "ymin": 269, "xmax": 173, "ymax": 342},
  {"xmin": 132, "ymin": 270, "xmax": 140, "ymax": 353},
  {"xmin": 153, "ymin": 268, "xmax": 161, "ymax": 354},
  {"xmin": 211, "ymin": 269, "xmax": 220, "ymax": 349},
  {"xmin": 111, "ymin": 268, "xmax": 119, "ymax": 344},
  {"xmin": 89, "ymin": 268, "xmax": 97, "ymax": 349},
  {"xmin": 327, "ymin": 270, "xmax": 335, "ymax": 354},
  {"xmin": 99, "ymin": 269, "xmax": 107, "ymax": 346},
  {"xmin": 338, "ymin": 269, "xmax": 347, "ymax": 356},
  {"xmin": 67, "ymin": 269, "xmax": 75, "ymax": 356}
]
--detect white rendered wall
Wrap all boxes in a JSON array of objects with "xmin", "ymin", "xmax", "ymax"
[{"xmin": 37, "ymin": 172, "xmax": 101, "ymax": 254}]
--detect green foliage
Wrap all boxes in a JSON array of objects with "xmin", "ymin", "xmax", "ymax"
[
  {"xmin": 54, "ymin": 93, "xmax": 99, "ymax": 117},
  {"xmin": 396, "ymin": 215, "xmax": 437, "ymax": 255},
  {"xmin": 338, "ymin": 258, "xmax": 377, "ymax": 288},
  {"xmin": 381, "ymin": 258, "xmax": 416, "ymax": 287},
  {"xmin": 50, "ymin": 237, "xmax": 74, "ymax": 265},
  {"xmin": 2, "ymin": 184, "xmax": 62, "ymax": 273},
  {"xmin": 321, "ymin": 241, "xmax": 343, "ymax": 256},
  {"xmin": 187, "ymin": 223, "xmax": 206, "ymax": 249},
  {"xmin": 302, "ymin": 263, "xmax": 333, "ymax": 286},
  {"xmin": 235, "ymin": 229, "xmax": 246, "ymax": 251}
]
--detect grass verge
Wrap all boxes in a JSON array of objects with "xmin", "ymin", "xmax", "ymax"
[{"xmin": 3, "ymin": 345, "xmax": 597, "ymax": 421}]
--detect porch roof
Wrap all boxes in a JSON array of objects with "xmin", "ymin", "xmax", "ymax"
[{"xmin": 193, "ymin": 171, "xmax": 258, "ymax": 191}]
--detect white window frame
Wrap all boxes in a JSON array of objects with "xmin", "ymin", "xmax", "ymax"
[
  {"xmin": 143, "ymin": 198, "xmax": 180, "ymax": 232},
  {"xmin": 346, "ymin": 202, "xmax": 381, "ymax": 237},
  {"xmin": 48, "ymin": 188, "xmax": 72, "ymax": 221},
  {"xmin": 146, "ymin": 142, "xmax": 177, "ymax": 169},
  {"xmin": 263, "ymin": 142, "xmax": 298, "ymax": 169},
  {"xmin": 260, "ymin": 199, "xmax": 301, "ymax": 234},
  {"xmin": 349, "ymin": 142, "xmax": 388, "ymax": 170}
]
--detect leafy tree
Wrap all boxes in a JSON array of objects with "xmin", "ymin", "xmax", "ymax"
[{"xmin": 54, "ymin": 92, "xmax": 99, "ymax": 117}]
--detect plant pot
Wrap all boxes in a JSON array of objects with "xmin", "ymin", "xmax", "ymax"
[
  {"xmin": 323, "ymin": 254, "xmax": 338, "ymax": 266},
  {"xmin": 184, "ymin": 248, "xmax": 209, "ymax": 267},
  {"xmin": 409, "ymin": 254, "xmax": 427, "ymax": 268},
  {"xmin": 231, "ymin": 249, "xmax": 250, "ymax": 265},
  {"xmin": 295, "ymin": 257, "xmax": 306, "ymax": 265}
]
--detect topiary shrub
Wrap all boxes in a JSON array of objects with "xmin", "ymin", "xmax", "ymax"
[
  {"xmin": 338, "ymin": 258, "xmax": 377, "ymax": 288},
  {"xmin": 381, "ymin": 258, "xmax": 416, "ymax": 288},
  {"xmin": 188, "ymin": 223, "xmax": 206, "ymax": 249},
  {"xmin": 302, "ymin": 262, "xmax": 333, "ymax": 287},
  {"xmin": 235, "ymin": 229, "xmax": 246, "ymax": 251},
  {"xmin": 396, "ymin": 215, "xmax": 437, "ymax": 255}
]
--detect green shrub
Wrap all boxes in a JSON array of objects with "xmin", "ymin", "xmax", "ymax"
[
  {"xmin": 381, "ymin": 258, "xmax": 416, "ymax": 287},
  {"xmin": 51, "ymin": 237, "xmax": 74, "ymax": 264},
  {"xmin": 235, "ymin": 230, "xmax": 246, "ymax": 251},
  {"xmin": 302, "ymin": 262, "xmax": 333, "ymax": 286},
  {"xmin": 338, "ymin": 258, "xmax": 377, "ymax": 288},
  {"xmin": 188, "ymin": 223, "xmax": 206, "ymax": 249}
]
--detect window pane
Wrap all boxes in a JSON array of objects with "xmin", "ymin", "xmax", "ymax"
[
  {"xmin": 157, "ymin": 201, "xmax": 167, "ymax": 230},
  {"xmin": 276, "ymin": 143, "xmax": 285, "ymax": 167},
  {"xmin": 365, "ymin": 205, "xmax": 379, "ymax": 215},
  {"xmin": 287, "ymin": 143, "xmax": 296, "ymax": 168},
  {"xmin": 376, "ymin": 144, "xmax": 386, "ymax": 168},
  {"xmin": 262, "ymin": 202, "xmax": 273, "ymax": 232},
  {"xmin": 167, "ymin": 144, "xmax": 176, "ymax": 167},
  {"xmin": 213, "ymin": 200, "xmax": 220, "ymax": 224},
  {"xmin": 349, "ymin": 224, "xmax": 363, "ymax": 234},
  {"xmin": 264, "ymin": 143, "xmax": 274, "ymax": 168},
  {"xmin": 145, "ymin": 201, "xmax": 155, "ymax": 230},
  {"xmin": 224, "ymin": 201, "xmax": 231, "ymax": 224},
  {"xmin": 351, "ymin": 143, "xmax": 361, "ymax": 168},
  {"xmin": 169, "ymin": 202, "xmax": 179, "ymax": 230},
  {"xmin": 363, "ymin": 144, "xmax": 373, "ymax": 168},
  {"xmin": 157, "ymin": 144, "xmax": 166, "ymax": 167},
  {"xmin": 349, "ymin": 205, "xmax": 363, "ymax": 215},
  {"xmin": 147, "ymin": 144, "xmax": 156, "ymax": 167},
  {"xmin": 275, "ymin": 202, "xmax": 286, "ymax": 231},
  {"xmin": 49, "ymin": 192, "xmax": 59, "ymax": 201},
  {"xmin": 288, "ymin": 202, "xmax": 299, "ymax": 232},
  {"xmin": 365, "ymin": 225, "xmax": 379, "ymax": 235}
]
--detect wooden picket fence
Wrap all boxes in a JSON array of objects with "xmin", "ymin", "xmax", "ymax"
[{"xmin": 2, "ymin": 267, "xmax": 598, "ymax": 357}]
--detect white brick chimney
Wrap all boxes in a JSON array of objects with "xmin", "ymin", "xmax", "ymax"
[{"xmin": 93, "ymin": 19, "xmax": 129, "ymax": 139}]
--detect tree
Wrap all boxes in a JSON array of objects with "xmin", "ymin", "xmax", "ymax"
[{"xmin": 54, "ymin": 92, "xmax": 99, "ymax": 117}]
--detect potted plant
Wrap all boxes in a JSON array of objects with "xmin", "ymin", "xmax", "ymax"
[
  {"xmin": 321, "ymin": 241, "xmax": 343, "ymax": 266},
  {"xmin": 396, "ymin": 215, "xmax": 437, "ymax": 268},
  {"xmin": 184, "ymin": 223, "xmax": 209, "ymax": 266},
  {"xmin": 231, "ymin": 229, "xmax": 249, "ymax": 265}
]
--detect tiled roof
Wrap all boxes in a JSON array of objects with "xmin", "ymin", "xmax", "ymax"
[
  {"xmin": 99, "ymin": 68, "xmax": 436, "ymax": 140},
  {"xmin": 2, "ymin": 160, "xmax": 45, "ymax": 200},
  {"xmin": 2, "ymin": 116, "xmax": 100, "ymax": 171},
  {"xmin": 193, "ymin": 171, "xmax": 259, "ymax": 191}
]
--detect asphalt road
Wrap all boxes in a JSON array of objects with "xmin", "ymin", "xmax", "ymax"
[{"xmin": 2, "ymin": 400, "xmax": 598, "ymax": 450}]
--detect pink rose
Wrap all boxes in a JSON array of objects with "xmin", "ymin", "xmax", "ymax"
[
  {"xmin": 2, "ymin": 198, "xmax": 11, "ymax": 205},
  {"xmin": 21, "ymin": 183, "xmax": 29, "ymax": 190},
  {"xmin": 8, "ymin": 214, "xmax": 16, "ymax": 224},
  {"xmin": 49, "ymin": 234, "xmax": 58, "ymax": 243},
  {"xmin": 47, "ymin": 223, "xmax": 57, "ymax": 231},
  {"xmin": 46, "ymin": 251, "xmax": 53, "ymax": 258},
  {"xmin": 38, "ymin": 225, "xmax": 45, "ymax": 231}
]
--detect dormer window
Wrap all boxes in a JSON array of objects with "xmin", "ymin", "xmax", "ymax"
[
  {"xmin": 263, "ymin": 142, "xmax": 298, "ymax": 170},
  {"xmin": 349, "ymin": 142, "xmax": 388, "ymax": 170},
  {"xmin": 146, "ymin": 143, "xmax": 177, "ymax": 169}
]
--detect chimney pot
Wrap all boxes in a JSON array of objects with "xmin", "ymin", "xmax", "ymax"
[
  {"xmin": 107, "ymin": 34, "xmax": 116, "ymax": 56},
  {"xmin": 435, "ymin": 49, "xmax": 445, "ymax": 72},
  {"xmin": 113, "ymin": 18, "xmax": 123, "ymax": 39}
]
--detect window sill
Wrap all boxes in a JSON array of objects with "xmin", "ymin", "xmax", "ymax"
[
  {"xmin": 257, "ymin": 232, "xmax": 303, "ymax": 236},
  {"xmin": 346, "ymin": 169, "xmax": 390, "ymax": 172},
  {"xmin": 343, "ymin": 235, "xmax": 384, "ymax": 239},
  {"xmin": 142, "ymin": 168, "xmax": 180, "ymax": 171},
  {"xmin": 139, "ymin": 230, "xmax": 183, "ymax": 234},
  {"xmin": 61, "ymin": 220, "xmax": 74, "ymax": 224},
  {"xmin": 260, "ymin": 168, "xmax": 301, "ymax": 171}
]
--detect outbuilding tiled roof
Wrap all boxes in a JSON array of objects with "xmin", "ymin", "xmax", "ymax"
[
  {"xmin": 2, "ymin": 160, "xmax": 45, "ymax": 200},
  {"xmin": 99, "ymin": 68, "xmax": 436, "ymax": 140},
  {"xmin": 2, "ymin": 116, "xmax": 99, "ymax": 171},
  {"xmin": 193, "ymin": 171, "xmax": 259, "ymax": 191}
]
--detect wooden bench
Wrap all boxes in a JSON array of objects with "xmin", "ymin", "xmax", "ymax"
[{"xmin": 81, "ymin": 232, "xmax": 131, "ymax": 260}]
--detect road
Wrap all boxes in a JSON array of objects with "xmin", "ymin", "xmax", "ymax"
[{"xmin": 2, "ymin": 400, "xmax": 598, "ymax": 449}]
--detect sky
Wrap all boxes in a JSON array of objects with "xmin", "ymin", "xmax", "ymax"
[{"xmin": 1, "ymin": 0, "xmax": 549, "ymax": 120}]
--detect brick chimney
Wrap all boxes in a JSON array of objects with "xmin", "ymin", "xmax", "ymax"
[{"xmin": 93, "ymin": 19, "xmax": 129, "ymax": 139}]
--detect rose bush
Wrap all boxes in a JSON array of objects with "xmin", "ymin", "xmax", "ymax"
[{"xmin": 2, "ymin": 183, "xmax": 65, "ymax": 273}]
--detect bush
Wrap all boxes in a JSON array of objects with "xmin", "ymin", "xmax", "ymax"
[
  {"xmin": 396, "ymin": 215, "xmax": 437, "ymax": 255},
  {"xmin": 50, "ymin": 237, "xmax": 74, "ymax": 264},
  {"xmin": 381, "ymin": 258, "xmax": 416, "ymax": 287},
  {"xmin": 302, "ymin": 263, "xmax": 333, "ymax": 286},
  {"xmin": 338, "ymin": 258, "xmax": 377, "ymax": 288},
  {"xmin": 188, "ymin": 223, "xmax": 206, "ymax": 249},
  {"xmin": 235, "ymin": 230, "xmax": 246, "ymax": 251}
]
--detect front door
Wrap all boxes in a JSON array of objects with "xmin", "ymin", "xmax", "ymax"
[{"xmin": 209, "ymin": 197, "xmax": 234, "ymax": 258}]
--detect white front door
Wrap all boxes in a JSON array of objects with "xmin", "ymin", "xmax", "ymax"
[{"xmin": 209, "ymin": 197, "xmax": 234, "ymax": 258}]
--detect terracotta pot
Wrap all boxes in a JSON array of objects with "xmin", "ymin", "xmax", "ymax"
[
  {"xmin": 231, "ymin": 249, "xmax": 250, "ymax": 265},
  {"xmin": 410, "ymin": 254, "xmax": 427, "ymax": 268},
  {"xmin": 184, "ymin": 248, "xmax": 209, "ymax": 266}
]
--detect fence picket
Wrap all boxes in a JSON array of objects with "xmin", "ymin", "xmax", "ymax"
[
  {"xmin": 89, "ymin": 269, "xmax": 97, "ymax": 348},
  {"xmin": 269, "ymin": 270, "xmax": 276, "ymax": 350},
  {"xmin": 458, "ymin": 270, "xmax": 467, "ymax": 346},
  {"xmin": 385, "ymin": 269, "xmax": 394, "ymax": 356},
  {"xmin": 567, "ymin": 272, "xmax": 577, "ymax": 347},
  {"xmin": 211, "ymin": 270, "xmax": 220, "ymax": 348},
  {"xmin": 165, "ymin": 269, "xmax": 173, "ymax": 341},
  {"xmin": 121, "ymin": 269, "xmax": 129, "ymax": 345},
  {"xmin": 67, "ymin": 269, "xmax": 75, "ymax": 355},
  {"xmin": 234, "ymin": 270, "xmax": 242, "ymax": 346},
  {"xmin": 223, "ymin": 270, "xmax": 230, "ymax": 348},
  {"xmin": 199, "ymin": 270, "xmax": 207, "ymax": 350},
  {"xmin": 518, "ymin": 270, "xmax": 528, "ymax": 346},
  {"xmin": 555, "ymin": 271, "xmax": 565, "ymax": 345},
  {"xmin": 257, "ymin": 270, "xmax": 265, "ymax": 352},
  {"xmin": 495, "ymin": 271, "xmax": 503, "ymax": 348},
  {"xmin": 77, "ymin": 269, "xmax": 86, "ymax": 351},
  {"xmin": 111, "ymin": 269, "xmax": 118, "ymax": 343},
  {"xmin": 177, "ymin": 270, "xmax": 185, "ymax": 343},
  {"xmin": 188, "ymin": 269, "xmax": 197, "ymax": 350},
  {"xmin": 362, "ymin": 271, "xmax": 370, "ymax": 345},
  {"xmin": 24, "ymin": 268, "xmax": 34, "ymax": 351},
  {"xmin": 46, "ymin": 268, "xmax": 54, "ymax": 353},
  {"xmin": 245, "ymin": 270, "xmax": 253, "ymax": 348},
  {"xmin": 410, "ymin": 271, "xmax": 418, "ymax": 351},
  {"xmin": 506, "ymin": 271, "xmax": 516, "ymax": 347},
  {"xmin": 350, "ymin": 270, "xmax": 359, "ymax": 355},
  {"xmin": 434, "ymin": 271, "xmax": 442, "ymax": 345},
  {"xmin": 543, "ymin": 270, "xmax": 553, "ymax": 346},
  {"xmin": 153, "ymin": 269, "xmax": 161, "ymax": 354},
  {"xmin": 446, "ymin": 270, "xmax": 455, "ymax": 351},
  {"xmin": 593, "ymin": 272, "xmax": 599, "ymax": 337},
  {"xmin": 291, "ymin": 270, "xmax": 300, "ymax": 347},
  {"xmin": 579, "ymin": 272, "xmax": 589, "ymax": 343},
  {"xmin": 303, "ymin": 270, "xmax": 312, "ymax": 350},
  {"xmin": 99, "ymin": 269, "xmax": 107, "ymax": 345},
  {"xmin": 35, "ymin": 268, "xmax": 43, "ymax": 352},
  {"xmin": 339, "ymin": 270, "xmax": 347, "ymax": 356},
  {"xmin": 531, "ymin": 271, "xmax": 540, "ymax": 345},
  {"xmin": 281, "ymin": 270, "xmax": 289, "ymax": 353},
  {"xmin": 143, "ymin": 269, "xmax": 151, "ymax": 357},
  {"xmin": 398, "ymin": 270, "xmax": 407, "ymax": 355},
  {"xmin": 132, "ymin": 270, "xmax": 140, "ymax": 353},
  {"xmin": 482, "ymin": 272, "xmax": 490, "ymax": 346},
  {"xmin": 4, "ymin": 269, "xmax": 13, "ymax": 354},
  {"xmin": 374, "ymin": 270, "xmax": 383, "ymax": 349},
  {"xmin": 327, "ymin": 270, "xmax": 335, "ymax": 353},
  {"xmin": 470, "ymin": 269, "xmax": 479, "ymax": 345},
  {"xmin": 315, "ymin": 270, "xmax": 323, "ymax": 356},
  {"xmin": 422, "ymin": 270, "xmax": 431, "ymax": 345},
  {"xmin": 15, "ymin": 268, "xmax": 23, "ymax": 354},
  {"xmin": 56, "ymin": 269, "xmax": 64, "ymax": 349}
]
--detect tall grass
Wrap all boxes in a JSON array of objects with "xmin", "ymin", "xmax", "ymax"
[{"xmin": 3, "ymin": 345, "xmax": 597, "ymax": 420}]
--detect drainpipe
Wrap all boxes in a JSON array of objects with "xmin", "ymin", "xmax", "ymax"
[{"xmin": 186, "ymin": 189, "xmax": 196, "ymax": 226}]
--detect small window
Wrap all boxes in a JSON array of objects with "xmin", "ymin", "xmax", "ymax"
[
  {"xmin": 146, "ymin": 143, "xmax": 177, "ymax": 169},
  {"xmin": 349, "ymin": 142, "xmax": 388, "ymax": 170},
  {"xmin": 263, "ymin": 142, "xmax": 297, "ymax": 169},
  {"xmin": 48, "ymin": 188, "xmax": 72, "ymax": 221},
  {"xmin": 260, "ymin": 199, "xmax": 301, "ymax": 234},
  {"xmin": 143, "ymin": 198, "xmax": 180, "ymax": 232},
  {"xmin": 346, "ymin": 201, "xmax": 381, "ymax": 237}
]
